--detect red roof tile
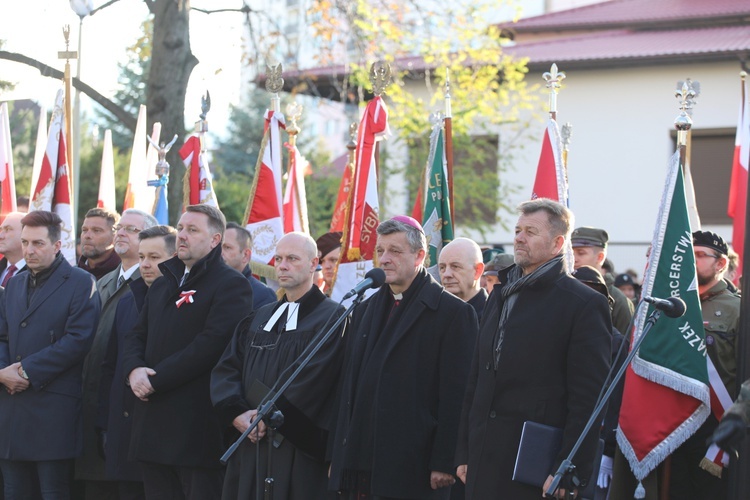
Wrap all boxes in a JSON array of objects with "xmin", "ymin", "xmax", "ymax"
[
  {"xmin": 506, "ymin": 0, "xmax": 750, "ymax": 32},
  {"xmin": 505, "ymin": 25, "xmax": 750, "ymax": 69}
]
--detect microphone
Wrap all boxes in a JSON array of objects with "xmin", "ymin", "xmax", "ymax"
[
  {"xmin": 644, "ymin": 296, "xmax": 686, "ymax": 318},
  {"xmin": 343, "ymin": 268, "xmax": 386, "ymax": 299}
]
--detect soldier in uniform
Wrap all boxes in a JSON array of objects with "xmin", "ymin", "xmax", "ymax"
[
  {"xmin": 570, "ymin": 227, "xmax": 634, "ymax": 336},
  {"xmin": 668, "ymin": 231, "xmax": 740, "ymax": 499}
]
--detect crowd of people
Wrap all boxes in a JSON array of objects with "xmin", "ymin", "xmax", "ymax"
[{"xmin": 0, "ymin": 198, "xmax": 743, "ymax": 500}]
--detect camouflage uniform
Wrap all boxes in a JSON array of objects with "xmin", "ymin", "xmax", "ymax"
[{"xmin": 700, "ymin": 279, "xmax": 741, "ymax": 398}]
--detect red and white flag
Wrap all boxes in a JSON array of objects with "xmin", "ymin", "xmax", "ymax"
[
  {"xmin": 282, "ymin": 143, "xmax": 309, "ymax": 234},
  {"xmin": 0, "ymin": 102, "xmax": 18, "ymax": 218},
  {"xmin": 29, "ymin": 105, "xmax": 47, "ymax": 200},
  {"xmin": 531, "ymin": 118, "xmax": 567, "ymax": 205},
  {"xmin": 122, "ymin": 105, "xmax": 151, "ymax": 213},
  {"xmin": 97, "ymin": 129, "xmax": 117, "ymax": 210},
  {"xmin": 30, "ymin": 90, "xmax": 76, "ymax": 264},
  {"xmin": 330, "ymin": 161, "xmax": 353, "ymax": 233},
  {"xmin": 244, "ymin": 110, "xmax": 285, "ymax": 269},
  {"xmin": 179, "ymin": 135, "xmax": 219, "ymax": 209},
  {"xmin": 727, "ymin": 77, "xmax": 750, "ymax": 283},
  {"xmin": 331, "ymin": 96, "xmax": 389, "ymax": 302}
]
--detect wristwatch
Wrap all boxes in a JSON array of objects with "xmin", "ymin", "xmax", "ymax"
[{"xmin": 17, "ymin": 365, "xmax": 28, "ymax": 380}]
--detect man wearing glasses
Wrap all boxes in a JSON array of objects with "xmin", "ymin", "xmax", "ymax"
[
  {"xmin": 77, "ymin": 208, "xmax": 158, "ymax": 499},
  {"xmin": 667, "ymin": 231, "xmax": 740, "ymax": 499},
  {"xmin": 211, "ymin": 231, "xmax": 346, "ymax": 499}
]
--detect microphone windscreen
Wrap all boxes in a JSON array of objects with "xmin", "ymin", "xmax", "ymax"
[{"xmin": 366, "ymin": 267, "xmax": 386, "ymax": 287}]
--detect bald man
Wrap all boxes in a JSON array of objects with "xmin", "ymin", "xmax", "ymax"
[
  {"xmin": 439, "ymin": 238, "xmax": 487, "ymax": 321},
  {"xmin": 212, "ymin": 232, "xmax": 346, "ymax": 499}
]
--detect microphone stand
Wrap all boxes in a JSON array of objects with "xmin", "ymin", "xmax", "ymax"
[
  {"xmin": 220, "ymin": 291, "xmax": 365, "ymax": 491},
  {"xmin": 545, "ymin": 304, "xmax": 663, "ymax": 498}
]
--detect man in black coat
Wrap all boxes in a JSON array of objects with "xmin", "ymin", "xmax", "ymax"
[
  {"xmin": 438, "ymin": 237, "xmax": 488, "ymax": 322},
  {"xmin": 0, "ymin": 210, "xmax": 101, "ymax": 498},
  {"xmin": 455, "ymin": 199, "xmax": 611, "ymax": 500},
  {"xmin": 123, "ymin": 205, "xmax": 253, "ymax": 500},
  {"xmin": 329, "ymin": 216, "xmax": 478, "ymax": 499},
  {"xmin": 98, "ymin": 225, "xmax": 177, "ymax": 499},
  {"xmin": 212, "ymin": 232, "xmax": 346, "ymax": 500}
]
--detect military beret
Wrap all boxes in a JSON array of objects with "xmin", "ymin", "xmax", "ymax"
[
  {"xmin": 572, "ymin": 265, "xmax": 613, "ymax": 307},
  {"xmin": 571, "ymin": 227, "xmax": 609, "ymax": 248},
  {"xmin": 483, "ymin": 253, "xmax": 515, "ymax": 276},
  {"xmin": 614, "ymin": 273, "xmax": 636, "ymax": 288},
  {"xmin": 692, "ymin": 231, "xmax": 728, "ymax": 256},
  {"xmin": 316, "ymin": 231, "xmax": 343, "ymax": 258}
]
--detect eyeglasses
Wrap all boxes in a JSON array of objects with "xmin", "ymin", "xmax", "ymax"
[
  {"xmin": 248, "ymin": 322, "xmax": 283, "ymax": 351},
  {"xmin": 114, "ymin": 225, "xmax": 142, "ymax": 234},
  {"xmin": 694, "ymin": 251, "xmax": 720, "ymax": 260}
]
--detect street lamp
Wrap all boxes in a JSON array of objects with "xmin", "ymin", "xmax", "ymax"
[{"xmin": 68, "ymin": 0, "xmax": 93, "ymax": 220}]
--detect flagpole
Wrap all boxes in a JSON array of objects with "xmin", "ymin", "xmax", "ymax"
[
  {"xmin": 285, "ymin": 101, "xmax": 306, "ymax": 232},
  {"xmin": 197, "ymin": 91, "xmax": 210, "ymax": 155},
  {"xmin": 445, "ymin": 69, "xmax": 455, "ymax": 228},
  {"xmin": 674, "ymin": 81, "xmax": 694, "ymax": 161},
  {"xmin": 58, "ymin": 26, "xmax": 77, "ymax": 229},
  {"xmin": 561, "ymin": 122, "xmax": 572, "ymax": 190},
  {"xmin": 543, "ymin": 63, "xmax": 565, "ymax": 122},
  {"xmin": 370, "ymin": 61, "xmax": 392, "ymax": 182}
]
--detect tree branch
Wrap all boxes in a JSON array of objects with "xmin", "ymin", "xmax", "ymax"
[{"xmin": 0, "ymin": 50, "xmax": 136, "ymax": 132}]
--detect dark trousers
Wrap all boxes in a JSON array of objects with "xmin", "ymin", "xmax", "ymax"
[
  {"xmin": 140, "ymin": 462, "xmax": 222, "ymax": 500},
  {"xmin": 0, "ymin": 459, "xmax": 72, "ymax": 500},
  {"xmin": 668, "ymin": 417, "xmax": 728, "ymax": 500}
]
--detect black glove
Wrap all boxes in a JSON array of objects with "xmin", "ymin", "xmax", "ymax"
[
  {"xmin": 96, "ymin": 428, "xmax": 107, "ymax": 460},
  {"xmin": 708, "ymin": 415, "xmax": 747, "ymax": 455}
]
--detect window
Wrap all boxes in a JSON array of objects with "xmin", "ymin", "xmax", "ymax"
[{"xmin": 671, "ymin": 128, "xmax": 734, "ymax": 225}]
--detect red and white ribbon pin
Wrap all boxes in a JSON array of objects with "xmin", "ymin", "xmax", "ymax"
[{"xmin": 176, "ymin": 290, "xmax": 196, "ymax": 308}]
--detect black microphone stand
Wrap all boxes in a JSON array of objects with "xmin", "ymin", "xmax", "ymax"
[
  {"xmin": 220, "ymin": 291, "xmax": 365, "ymax": 497},
  {"xmin": 545, "ymin": 304, "xmax": 664, "ymax": 498}
]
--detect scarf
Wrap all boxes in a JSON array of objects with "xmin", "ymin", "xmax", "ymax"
[{"xmin": 493, "ymin": 255, "xmax": 564, "ymax": 369}]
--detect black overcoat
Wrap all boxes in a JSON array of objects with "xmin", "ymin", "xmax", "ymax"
[
  {"xmin": 122, "ymin": 245, "xmax": 253, "ymax": 468},
  {"xmin": 329, "ymin": 271, "xmax": 478, "ymax": 498},
  {"xmin": 0, "ymin": 255, "xmax": 101, "ymax": 460},
  {"xmin": 455, "ymin": 261, "xmax": 611, "ymax": 499}
]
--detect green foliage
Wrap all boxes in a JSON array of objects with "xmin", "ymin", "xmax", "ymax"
[
  {"xmin": 75, "ymin": 123, "xmax": 131, "ymax": 225},
  {"xmin": 212, "ymin": 171, "xmax": 253, "ymax": 224},
  {"xmin": 211, "ymin": 88, "xmax": 268, "ymax": 177},
  {"xmin": 4, "ymin": 101, "xmax": 38, "ymax": 200},
  {"xmin": 309, "ymin": 0, "xmax": 539, "ymax": 233},
  {"xmin": 301, "ymin": 141, "xmax": 339, "ymax": 238}
]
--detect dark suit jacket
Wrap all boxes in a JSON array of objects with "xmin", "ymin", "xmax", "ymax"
[
  {"xmin": 0, "ymin": 255, "xmax": 101, "ymax": 460},
  {"xmin": 77, "ymin": 264, "xmax": 140, "ymax": 480},
  {"xmin": 122, "ymin": 245, "xmax": 253, "ymax": 468},
  {"xmin": 241, "ymin": 265, "xmax": 278, "ymax": 310},
  {"xmin": 329, "ymin": 271, "xmax": 478, "ymax": 498},
  {"xmin": 456, "ymin": 261, "xmax": 611, "ymax": 499},
  {"xmin": 98, "ymin": 278, "xmax": 148, "ymax": 481}
]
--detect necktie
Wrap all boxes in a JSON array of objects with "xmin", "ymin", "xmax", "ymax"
[
  {"xmin": 180, "ymin": 272, "xmax": 190, "ymax": 287},
  {"xmin": 1, "ymin": 264, "xmax": 17, "ymax": 288},
  {"xmin": 117, "ymin": 275, "xmax": 126, "ymax": 289}
]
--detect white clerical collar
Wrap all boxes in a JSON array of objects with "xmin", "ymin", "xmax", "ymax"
[{"xmin": 263, "ymin": 302, "xmax": 300, "ymax": 332}]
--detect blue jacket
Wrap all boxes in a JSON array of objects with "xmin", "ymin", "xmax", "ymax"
[{"xmin": 0, "ymin": 254, "xmax": 101, "ymax": 460}]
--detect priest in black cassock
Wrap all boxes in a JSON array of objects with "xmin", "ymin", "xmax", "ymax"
[{"xmin": 211, "ymin": 232, "xmax": 346, "ymax": 500}]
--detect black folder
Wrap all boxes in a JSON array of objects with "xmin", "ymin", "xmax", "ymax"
[
  {"xmin": 512, "ymin": 421, "xmax": 603, "ymax": 499},
  {"xmin": 247, "ymin": 379, "xmax": 285, "ymax": 448}
]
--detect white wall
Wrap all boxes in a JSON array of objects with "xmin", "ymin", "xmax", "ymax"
[{"xmin": 387, "ymin": 61, "xmax": 742, "ymax": 275}]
